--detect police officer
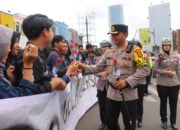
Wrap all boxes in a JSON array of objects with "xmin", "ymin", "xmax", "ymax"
[
  {"xmin": 154, "ymin": 38, "xmax": 180, "ymax": 130},
  {"xmin": 133, "ymin": 40, "xmax": 149, "ymax": 128},
  {"xmin": 96, "ymin": 40, "xmax": 111, "ymax": 130},
  {"xmin": 78, "ymin": 24, "xmax": 149, "ymax": 130}
]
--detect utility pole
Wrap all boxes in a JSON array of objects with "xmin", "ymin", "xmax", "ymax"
[{"xmin": 85, "ymin": 16, "xmax": 89, "ymax": 44}]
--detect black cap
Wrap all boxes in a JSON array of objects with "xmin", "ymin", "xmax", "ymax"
[{"xmin": 107, "ymin": 24, "xmax": 128, "ymax": 34}]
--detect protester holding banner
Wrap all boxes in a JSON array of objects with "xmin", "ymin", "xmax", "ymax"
[
  {"xmin": 78, "ymin": 24, "xmax": 149, "ymax": 130},
  {"xmin": 0, "ymin": 25, "xmax": 38, "ymax": 99}
]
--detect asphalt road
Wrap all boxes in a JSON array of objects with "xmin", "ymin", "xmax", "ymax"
[{"xmin": 76, "ymin": 80, "xmax": 180, "ymax": 130}]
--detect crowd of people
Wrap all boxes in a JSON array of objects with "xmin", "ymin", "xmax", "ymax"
[{"xmin": 0, "ymin": 13, "xmax": 180, "ymax": 130}]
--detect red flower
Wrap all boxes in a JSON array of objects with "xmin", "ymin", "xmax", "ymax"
[
  {"xmin": 57, "ymin": 58, "xmax": 63, "ymax": 63},
  {"xmin": 70, "ymin": 57, "xmax": 74, "ymax": 62},
  {"xmin": 113, "ymin": 59, "xmax": 117, "ymax": 65},
  {"xmin": 73, "ymin": 50, "xmax": 78, "ymax": 54},
  {"xmin": 74, "ymin": 41, "xmax": 79, "ymax": 46},
  {"xmin": 70, "ymin": 44, "xmax": 74, "ymax": 48}
]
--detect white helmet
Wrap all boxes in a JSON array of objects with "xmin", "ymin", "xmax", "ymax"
[
  {"xmin": 161, "ymin": 37, "xmax": 171, "ymax": 46},
  {"xmin": 100, "ymin": 40, "xmax": 112, "ymax": 48}
]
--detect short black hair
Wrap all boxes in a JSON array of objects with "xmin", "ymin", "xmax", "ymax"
[
  {"xmin": 78, "ymin": 44, "xmax": 83, "ymax": 49},
  {"xmin": 89, "ymin": 50, "xmax": 96, "ymax": 54},
  {"xmin": 22, "ymin": 14, "xmax": 54, "ymax": 40},
  {"xmin": 11, "ymin": 32, "xmax": 21, "ymax": 50},
  {"xmin": 51, "ymin": 35, "xmax": 65, "ymax": 47},
  {"xmin": 86, "ymin": 44, "xmax": 92, "ymax": 49}
]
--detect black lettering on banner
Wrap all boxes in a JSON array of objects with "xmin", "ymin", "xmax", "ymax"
[{"xmin": 61, "ymin": 75, "xmax": 97, "ymax": 127}]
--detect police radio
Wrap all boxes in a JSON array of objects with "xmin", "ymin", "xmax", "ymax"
[
  {"xmin": 125, "ymin": 41, "xmax": 134, "ymax": 53},
  {"xmin": 125, "ymin": 30, "xmax": 138, "ymax": 53}
]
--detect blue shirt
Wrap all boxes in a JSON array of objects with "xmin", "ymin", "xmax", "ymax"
[
  {"xmin": 47, "ymin": 50, "xmax": 70, "ymax": 84},
  {"xmin": 0, "ymin": 78, "xmax": 37, "ymax": 99}
]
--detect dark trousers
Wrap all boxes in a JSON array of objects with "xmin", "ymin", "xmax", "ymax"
[
  {"xmin": 145, "ymin": 75, "xmax": 151, "ymax": 94},
  {"xmin": 105, "ymin": 98, "xmax": 137, "ymax": 130},
  {"xmin": 97, "ymin": 88, "xmax": 107, "ymax": 124},
  {"xmin": 137, "ymin": 84, "xmax": 145, "ymax": 122},
  {"xmin": 157, "ymin": 85, "xmax": 179, "ymax": 124}
]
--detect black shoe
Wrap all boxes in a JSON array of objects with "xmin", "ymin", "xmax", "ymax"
[
  {"xmin": 99, "ymin": 123, "xmax": 105, "ymax": 130},
  {"xmin": 161, "ymin": 122, "xmax": 168, "ymax": 129},
  {"xmin": 148, "ymin": 92, "xmax": 151, "ymax": 95},
  {"xmin": 171, "ymin": 124, "xmax": 178, "ymax": 130},
  {"xmin": 137, "ymin": 122, "xmax": 143, "ymax": 128},
  {"xmin": 144, "ymin": 93, "xmax": 148, "ymax": 96}
]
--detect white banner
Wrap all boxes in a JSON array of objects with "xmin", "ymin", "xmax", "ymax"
[{"xmin": 0, "ymin": 75, "xmax": 97, "ymax": 130}]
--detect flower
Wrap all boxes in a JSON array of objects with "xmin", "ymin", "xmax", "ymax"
[
  {"xmin": 74, "ymin": 41, "xmax": 79, "ymax": 46},
  {"xmin": 113, "ymin": 59, "xmax": 117, "ymax": 65},
  {"xmin": 56, "ymin": 57, "xmax": 63, "ymax": 68},
  {"xmin": 73, "ymin": 50, "xmax": 78, "ymax": 55},
  {"xmin": 70, "ymin": 44, "xmax": 74, "ymax": 48},
  {"xmin": 57, "ymin": 58, "xmax": 63, "ymax": 63},
  {"xmin": 70, "ymin": 57, "xmax": 74, "ymax": 62}
]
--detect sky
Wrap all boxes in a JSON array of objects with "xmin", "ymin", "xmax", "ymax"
[{"xmin": 1, "ymin": 0, "xmax": 180, "ymax": 46}]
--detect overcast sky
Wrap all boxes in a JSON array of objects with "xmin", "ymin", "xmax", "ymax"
[{"xmin": 1, "ymin": 0, "xmax": 180, "ymax": 46}]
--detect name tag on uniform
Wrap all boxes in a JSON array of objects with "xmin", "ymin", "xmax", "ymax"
[
  {"xmin": 108, "ymin": 74, "xmax": 119, "ymax": 83},
  {"xmin": 114, "ymin": 69, "xmax": 121, "ymax": 76}
]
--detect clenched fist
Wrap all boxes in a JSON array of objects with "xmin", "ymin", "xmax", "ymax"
[{"xmin": 23, "ymin": 44, "xmax": 38, "ymax": 67}]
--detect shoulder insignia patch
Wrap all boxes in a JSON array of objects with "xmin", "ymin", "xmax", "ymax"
[
  {"xmin": 134, "ymin": 48, "xmax": 143, "ymax": 57},
  {"xmin": 107, "ymin": 51, "xmax": 114, "ymax": 57}
]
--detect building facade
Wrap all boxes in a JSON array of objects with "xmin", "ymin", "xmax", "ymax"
[
  {"xmin": 69, "ymin": 28, "xmax": 79, "ymax": 44},
  {"xmin": 108, "ymin": 5, "xmax": 124, "ymax": 28},
  {"xmin": 0, "ymin": 11, "xmax": 14, "ymax": 29},
  {"xmin": 173, "ymin": 29, "xmax": 180, "ymax": 52},
  {"xmin": 54, "ymin": 22, "xmax": 69, "ymax": 41},
  {"xmin": 148, "ymin": 3, "xmax": 172, "ymax": 54}
]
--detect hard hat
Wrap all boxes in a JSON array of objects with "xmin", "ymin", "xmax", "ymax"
[
  {"xmin": 100, "ymin": 40, "xmax": 112, "ymax": 48},
  {"xmin": 161, "ymin": 37, "xmax": 171, "ymax": 45}
]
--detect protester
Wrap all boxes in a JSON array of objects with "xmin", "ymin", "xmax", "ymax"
[
  {"xmin": 76, "ymin": 44, "xmax": 86, "ymax": 63},
  {"xmin": 0, "ymin": 25, "xmax": 38, "ymax": 99},
  {"xmin": 84, "ymin": 44, "xmax": 93, "ymax": 60},
  {"xmin": 14, "ymin": 14, "xmax": 76, "ymax": 94},
  {"xmin": 47, "ymin": 35, "xmax": 76, "ymax": 77},
  {"xmin": 85, "ymin": 50, "xmax": 97, "ymax": 65},
  {"xmin": 4, "ymin": 32, "xmax": 21, "ymax": 85}
]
